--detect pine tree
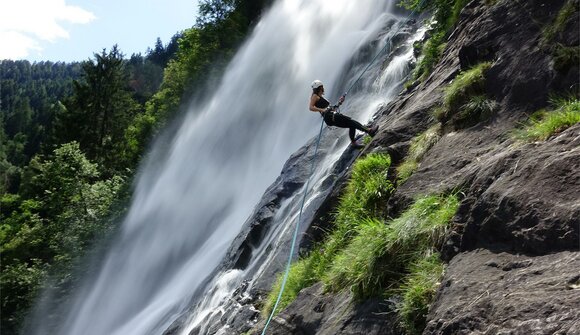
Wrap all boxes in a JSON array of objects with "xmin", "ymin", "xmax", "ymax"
[{"xmin": 57, "ymin": 45, "xmax": 139, "ymax": 174}]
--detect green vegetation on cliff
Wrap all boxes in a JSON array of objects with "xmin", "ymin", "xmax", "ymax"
[
  {"xmin": 1, "ymin": 1, "xmax": 271, "ymax": 333},
  {"xmin": 263, "ymin": 153, "xmax": 394, "ymax": 316},
  {"xmin": 514, "ymin": 98, "xmax": 580, "ymax": 141},
  {"xmin": 325, "ymin": 193, "xmax": 458, "ymax": 298},
  {"xmin": 399, "ymin": 253, "xmax": 445, "ymax": 335},
  {"xmin": 543, "ymin": 0, "xmax": 577, "ymax": 42},
  {"xmin": 435, "ymin": 61, "xmax": 496, "ymax": 128},
  {"xmin": 400, "ymin": 0, "xmax": 471, "ymax": 82},
  {"xmin": 263, "ymin": 151, "xmax": 459, "ymax": 332}
]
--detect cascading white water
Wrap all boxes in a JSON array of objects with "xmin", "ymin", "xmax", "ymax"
[{"xmin": 29, "ymin": 1, "xmax": 421, "ymax": 334}]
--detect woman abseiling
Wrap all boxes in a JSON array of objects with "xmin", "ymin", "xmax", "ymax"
[{"xmin": 309, "ymin": 80, "xmax": 378, "ymax": 148}]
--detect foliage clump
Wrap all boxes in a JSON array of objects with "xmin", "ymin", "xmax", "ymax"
[
  {"xmin": 1, "ymin": 142, "xmax": 126, "ymax": 333},
  {"xmin": 263, "ymin": 186, "xmax": 460, "ymax": 325},
  {"xmin": 399, "ymin": 253, "xmax": 445, "ymax": 335},
  {"xmin": 513, "ymin": 98, "xmax": 580, "ymax": 141},
  {"xmin": 400, "ymin": 0, "xmax": 471, "ymax": 83},
  {"xmin": 325, "ymin": 193, "xmax": 459, "ymax": 298},
  {"xmin": 435, "ymin": 62, "xmax": 496, "ymax": 129},
  {"xmin": 262, "ymin": 153, "xmax": 393, "ymax": 316}
]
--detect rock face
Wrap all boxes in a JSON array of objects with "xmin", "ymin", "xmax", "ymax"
[
  {"xmin": 259, "ymin": 283, "xmax": 402, "ymax": 335},
  {"xmin": 425, "ymin": 250, "xmax": 580, "ymax": 335},
  {"xmin": 247, "ymin": 0, "xmax": 579, "ymax": 334}
]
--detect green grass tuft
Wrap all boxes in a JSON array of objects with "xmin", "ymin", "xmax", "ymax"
[
  {"xmin": 399, "ymin": 253, "xmax": 445, "ymax": 335},
  {"xmin": 454, "ymin": 95, "xmax": 498, "ymax": 127},
  {"xmin": 323, "ymin": 217, "xmax": 394, "ymax": 297},
  {"xmin": 396, "ymin": 124, "xmax": 441, "ymax": 184},
  {"xmin": 436, "ymin": 62, "xmax": 495, "ymax": 128},
  {"xmin": 324, "ymin": 193, "xmax": 459, "ymax": 299},
  {"xmin": 336, "ymin": 153, "xmax": 394, "ymax": 223},
  {"xmin": 407, "ymin": 0, "xmax": 470, "ymax": 82},
  {"xmin": 513, "ymin": 98, "xmax": 580, "ymax": 141},
  {"xmin": 416, "ymin": 34, "xmax": 447, "ymax": 82},
  {"xmin": 396, "ymin": 160, "xmax": 419, "ymax": 185},
  {"xmin": 443, "ymin": 62, "xmax": 492, "ymax": 113},
  {"xmin": 261, "ymin": 250, "xmax": 322, "ymax": 317}
]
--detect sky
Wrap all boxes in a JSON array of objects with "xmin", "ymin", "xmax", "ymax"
[{"xmin": 0, "ymin": 0, "xmax": 199, "ymax": 62}]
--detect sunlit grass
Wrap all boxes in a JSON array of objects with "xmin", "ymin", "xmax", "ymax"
[
  {"xmin": 513, "ymin": 98, "xmax": 580, "ymax": 141},
  {"xmin": 262, "ymin": 153, "xmax": 393, "ymax": 316},
  {"xmin": 324, "ymin": 193, "xmax": 459, "ymax": 299},
  {"xmin": 399, "ymin": 253, "xmax": 445, "ymax": 335},
  {"xmin": 435, "ymin": 62, "xmax": 494, "ymax": 128},
  {"xmin": 443, "ymin": 62, "xmax": 492, "ymax": 113}
]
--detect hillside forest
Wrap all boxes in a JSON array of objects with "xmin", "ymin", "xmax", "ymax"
[{"xmin": 0, "ymin": 0, "xmax": 270, "ymax": 333}]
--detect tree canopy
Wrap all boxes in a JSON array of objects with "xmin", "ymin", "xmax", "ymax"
[{"xmin": 0, "ymin": 1, "xmax": 271, "ymax": 333}]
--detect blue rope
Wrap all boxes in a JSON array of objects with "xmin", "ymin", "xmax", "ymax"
[{"xmin": 261, "ymin": 118, "xmax": 325, "ymax": 334}]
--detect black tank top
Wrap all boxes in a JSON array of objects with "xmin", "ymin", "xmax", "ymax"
[{"xmin": 314, "ymin": 95, "xmax": 330, "ymax": 109}]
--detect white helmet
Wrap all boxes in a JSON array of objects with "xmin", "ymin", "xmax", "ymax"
[{"xmin": 311, "ymin": 80, "xmax": 323, "ymax": 89}]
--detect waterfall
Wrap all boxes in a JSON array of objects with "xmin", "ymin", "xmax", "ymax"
[{"xmin": 29, "ymin": 1, "xmax": 423, "ymax": 334}]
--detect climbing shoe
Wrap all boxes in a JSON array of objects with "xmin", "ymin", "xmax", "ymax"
[{"xmin": 368, "ymin": 125, "xmax": 379, "ymax": 137}]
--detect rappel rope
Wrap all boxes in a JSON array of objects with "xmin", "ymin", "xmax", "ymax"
[{"xmin": 261, "ymin": 7, "xmax": 422, "ymax": 334}]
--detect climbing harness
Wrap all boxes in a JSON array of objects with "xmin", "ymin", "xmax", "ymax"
[{"xmin": 261, "ymin": 5, "xmax": 425, "ymax": 334}]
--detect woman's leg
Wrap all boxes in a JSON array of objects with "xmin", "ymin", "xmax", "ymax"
[{"xmin": 332, "ymin": 113, "xmax": 367, "ymax": 141}]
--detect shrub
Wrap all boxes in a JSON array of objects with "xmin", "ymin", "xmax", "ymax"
[
  {"xmin": 0, "ymin": 260, "xmax": 46, "ymax": 335},
  {"xmin": 513, "ymin": 98, "xmax": 580, "ymax": 141},
  {"xmin": 399, "ymin": 253, "xmax": 445, "ymax": 335},
  {"xmin": 324, "ymin": 193, "xmax": 459, "ymax": 298},
  {"xmin": 397, "ymin": 124, "xmax": 441, "ymax": 184}
]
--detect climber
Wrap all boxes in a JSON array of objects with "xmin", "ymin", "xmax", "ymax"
[{"xmin": 309, "ymin": 80, "xmax": 378, "ymax": 149}]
